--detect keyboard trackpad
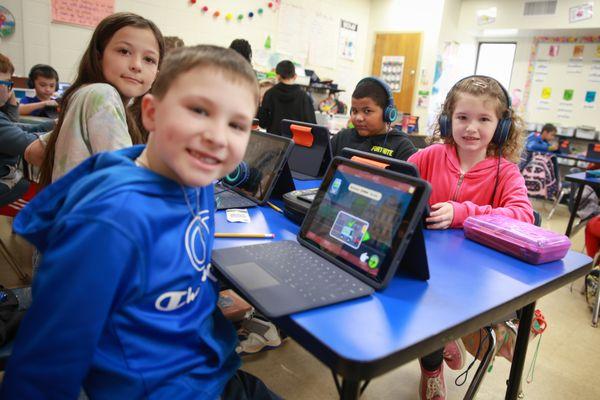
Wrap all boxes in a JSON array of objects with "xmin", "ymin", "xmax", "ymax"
[{"xmin": 224, "ymin": 262, "xmax": 280, "ymax": 291}]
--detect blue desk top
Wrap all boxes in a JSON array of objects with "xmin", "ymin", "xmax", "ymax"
[
  {"xmin": 554, "ymin": 152, "xmax": 600, "ymax": 164},
  {"xmin": 565, "ymin": 171, "xmax": 600, "ymax": 186},
  {"xmin": 213, "ymin": 196, "xmax": 592, "ymax": 380}
]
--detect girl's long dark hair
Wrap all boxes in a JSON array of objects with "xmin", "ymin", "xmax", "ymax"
[{"xmin": 39, "ymin": 12, "xmax": 164, "ymax": 186}]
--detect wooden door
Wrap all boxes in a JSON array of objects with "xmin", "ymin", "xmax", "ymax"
[{"xmin": 372, "ymin": 33, "xmax": 422, "ymax": 115}]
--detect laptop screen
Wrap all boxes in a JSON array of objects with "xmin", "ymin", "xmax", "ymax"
[
  {"xmin": 222, "ymin": 130, "xmax": 293, "ymax": 203},
  {"xmin": 300, "ymin": 158, "xmax": 429, "ymax": 284}
]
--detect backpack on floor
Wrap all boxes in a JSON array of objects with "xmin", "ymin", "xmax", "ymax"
[{"xmin": 522, "ymin": 153, "xmax": 559, "ymax": 200}]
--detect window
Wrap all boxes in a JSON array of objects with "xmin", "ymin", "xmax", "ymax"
[{"xmin": 474, "ymin": 42, "xmax": 517, "ymax": 89}]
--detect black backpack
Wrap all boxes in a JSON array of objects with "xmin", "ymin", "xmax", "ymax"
[{"xmin": 0, "ymin": 286, "xmax": 25, "ymax": 346}]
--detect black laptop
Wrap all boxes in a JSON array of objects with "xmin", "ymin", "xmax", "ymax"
[
  {"xmin": 212, "ymin": 156, "xmax": 431, "ymax": 318},
  {"xmin": 215, "ymin": 130, "xmax": 295, "ymax": 210}
]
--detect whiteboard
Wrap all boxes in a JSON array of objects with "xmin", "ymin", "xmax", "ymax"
[{"xmin": 525, "ymin": 39, "xmax": 600, "ymax": 130}]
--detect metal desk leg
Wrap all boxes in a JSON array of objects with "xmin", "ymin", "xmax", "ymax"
[
  {"xmin": 340, "ymin": 379, "xmax": 360, "ymax": 400},
  {"xmin": 464, "ymin": 326, "xmax": 497, "ymax": 400},
  {"xmin": 592, "ymin": 284, "xmax": 600, "ymax": 328},
  {"xmin": 505, "ymin": 303, "xmax": 535, "ymax": 400},
  {"xmin": 566, "ymin": 184, "xmax": 584, "ymax": 236}
]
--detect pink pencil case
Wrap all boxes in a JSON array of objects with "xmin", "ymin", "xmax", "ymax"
[{"xmin": 463, "ymin": 214, "xmax": 571, "ymax": 264}]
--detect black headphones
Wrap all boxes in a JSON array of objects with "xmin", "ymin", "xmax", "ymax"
[
  {"xmin": 27, "ymin": 64, "xmax": 59, "ymax": 89},
  {"xmin": 438, "ymin": 75, "xmax": 512, "ymax": 146},
  {"xmin": 356, "ymin": 76, "xmax": 398, "ymax": 123}
]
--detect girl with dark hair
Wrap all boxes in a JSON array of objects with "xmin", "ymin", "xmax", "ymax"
[{"xmin": 37, "ymin": 12, "xmax": 164, "ymax": 186}]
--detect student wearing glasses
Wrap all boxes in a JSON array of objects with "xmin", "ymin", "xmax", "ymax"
[{"xmin": 0, "ymin": 53, "xmax": 54, "ymax": 203}]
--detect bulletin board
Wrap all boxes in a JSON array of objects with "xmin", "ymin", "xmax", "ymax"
[{"xmin": 524, "ymin": 36, "xmax": 600, "ymax": 129}]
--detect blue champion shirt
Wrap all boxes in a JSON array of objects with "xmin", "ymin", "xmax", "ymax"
[{"xmin": 1, "ymin": 146, "xmax": 240, "ymax": 399}]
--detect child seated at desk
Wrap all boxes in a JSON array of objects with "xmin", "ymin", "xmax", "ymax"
[
  {"xmin": 408, "ymin": 75, "xmax": 533, "ymax": 400},
  {"xmin": 330, "ymin": 77, "xmax": 416, "ymax": 161},
  {"xmin": 526, "ymin": 123, "xmax": 557, "ymax": 152},
  {"xmin": 18, "ymin": 64, "xmax": 60, "ymax": 119},
  {"xmin": 0, "ymin": 53, "xmax": 54, "ymax": 203},
  {"xmin": 1, "ymin": 45, "xmax": 280, "ymax": 400}
]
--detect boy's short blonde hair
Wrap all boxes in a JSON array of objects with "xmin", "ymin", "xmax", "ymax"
[
  {"xmin": 431, "ymin": 76, "xmax": 525, "ymax": 163},
  {"xmin": 152, "ymin": 45, "xmax": 259, "ymax": 109},
  {"xmin": 0, "ymin": 53, "xmax": 15, "ymax": 75}
]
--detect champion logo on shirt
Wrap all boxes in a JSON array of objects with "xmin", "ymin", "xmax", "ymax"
[
  {"xmin": 184, "ymin": 209, "xmax": 215, "ymax": 282},
  {"xmin": 155, "ymin": 286, "xmax": 201, "ymax": 312}
]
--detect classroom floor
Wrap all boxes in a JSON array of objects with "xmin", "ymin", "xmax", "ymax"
[{"xmin": 1, "ymin": 199, "xmax": 599, "ymax": 399}]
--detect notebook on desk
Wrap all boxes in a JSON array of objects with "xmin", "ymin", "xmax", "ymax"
[
  {"xmin": 215, "ymin": 130, "xmax": 295, "ymax": 210},
  {"xmin": 212, "ymin": 157, "xmax": 431, "ymax": 318}
]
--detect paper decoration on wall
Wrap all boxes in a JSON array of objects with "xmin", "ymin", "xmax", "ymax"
[
  {"xmin": 586, "ymin": 91, "xmax": 596, "ymax": 103},
  {"xmin": 541, "ymin": 87, "xmax": 552, "ymax": 99},
  {"xmin": 51, "ymin": 0, "xmax": 114, "ymax": 28},
  {"xmin": 563, "ymin": 89, "xmax": 574, "ymax": 101},
  {"xmin": 191, "ymin": 0, "xmax": 279, "ymax": 22},
  {"xmin": 380, "ymin": 56, "xmax": 405, "ymax": 93},
  {"xmin": 569, "ymin": 3, "xmax": 593, "ymax": 23},
  {"xmin": 0, "ymin": 6, "xmax": 16, "ymax": 38},
  {"xmin": 338, "ymin": 19, "xmax": 358, "ymax": 61},
  {"xmin": 476, "ymin": 7, "xmax": 496, "ymax": 25},
  {"xmin": 548, "ymin": 45, "xmax": 559, "ymax": 57},
  {"xmin": 511, "ymin": 88, "xmax": 522, "ymax": 109},
  {"xmin": 573, "ymin": 45, "xmax": 585, "ymax": 58}
]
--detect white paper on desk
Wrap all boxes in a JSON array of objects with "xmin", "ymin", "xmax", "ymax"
[{"xmin": 226, "ymin": 209, "xmax": 251, "ymax": 223}]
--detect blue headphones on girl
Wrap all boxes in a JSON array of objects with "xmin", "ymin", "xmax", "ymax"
[
  {"xmin": 357, "ymin": 76, "xmax": 398, "ymax": 123},
  {"xmin": 438, "ymin": 75, "xmax": 513, "ymax": 146}
]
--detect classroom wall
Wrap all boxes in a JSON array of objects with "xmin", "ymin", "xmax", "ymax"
[
  {"xmin": 366, "ymin": 0, "xmax": 448, "ymax": 132},
  {"xmin": 459, "ymin": 0, "xmax": 600, "ymax": 32},
  {"xmin": 0, "ymin": 0, "xmax": 372, "ymax": 106}
]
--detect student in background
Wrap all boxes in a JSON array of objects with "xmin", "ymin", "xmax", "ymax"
[
  {"xmin": 36, "ymin": 12, "xmax": 164, "ymax": 186},
  {"xmin": 229, "ymin": 38, "xmax": 252, "ymax": 64},
  {"xmin": 330, "ymin": 77, "xmax": 416, "ymax": 160},
  {"xmin": 164, "ymin": 35, "xmax": 185, "ymax": 52},
  {"xmin": 1, "ymin": 45, "xmax": 280, "ymax": 400},
  {"xmin": 408, "ymin": 76, "xmax": 533, "ymax": 400},
  {"xmin": 258, "ymin": 60, "xmax": 315, "ymax": 135},
  {"xmin": 526, "ymin": 123, "xmax": 557, "ymax": 152},
  {"xmin": 318, "ymin": 88, "xmax": 347, "ymax": 115},
  {"xmin": 18, "ymin": 64, "xmax": 60, "ymax": 118},
  {"xmin": 0, "ymin": 54, "xmax": 54, "ymax": 203}
]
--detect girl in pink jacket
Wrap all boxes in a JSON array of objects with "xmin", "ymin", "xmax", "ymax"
[{"xmin": 408, "ymin": 76, "xmax": 533, "ymax": 400}]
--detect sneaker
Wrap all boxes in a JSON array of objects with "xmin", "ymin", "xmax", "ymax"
[
  {"xmin": 419, "ymin": 362, "xmax": 446, "ymax": 400},
  {"xmin": 443, "ymin": 339, "xmax": 466, "ymax": 370},
  {"xmin": 236, "ymin": 317, "xmax": 283, "ymax": 355}
]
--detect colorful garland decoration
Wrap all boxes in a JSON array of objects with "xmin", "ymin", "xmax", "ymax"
[{"xmin": 190, "ymin": 0, "xmax": 280, "ymax": 22}]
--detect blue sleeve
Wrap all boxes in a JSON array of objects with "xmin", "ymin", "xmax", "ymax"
[
  {"xmin": 0, "ymin": 114, "xmax": 40, "ymax": 157},
  {"xmin": 18, "ymin": 97, "xmax": 37, "ymax": 105},
  {"xmin": 0, "ymin": 218, "xmax": 141, "ymax": 399},
  {"xmin": 526, "ymin": 135, "xmax": 549, "ymax": 152}
]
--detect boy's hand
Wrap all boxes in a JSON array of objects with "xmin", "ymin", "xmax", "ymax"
[
  {"xmin": 426, "ymin": 202, "xmax": 454, "ymax": 229},
  {"xmin": 44, "ymin": 99, "xmax": 59, "ymax": 108}
]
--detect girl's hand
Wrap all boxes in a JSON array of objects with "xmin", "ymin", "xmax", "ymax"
[{"xmin": 426, "ymin": 202, "xmax": 454, "ymax": 229}]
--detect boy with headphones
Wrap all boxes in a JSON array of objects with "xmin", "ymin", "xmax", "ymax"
[
  {"xmin": 330, "ymin": 77, "xmax": 416, "ymax": 161},
  {"xmin": 19, "ymin": 64, "xmax": 60, "ymax": 118}
]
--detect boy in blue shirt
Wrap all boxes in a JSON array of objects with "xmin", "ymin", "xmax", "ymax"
[
  {"xmin": 19, "ymin": 64, "xmax": 60, "ymax": 118},
  {"xmin": 526, "ymin": 123, "xmax": 557, "ymax": 152},
  {"xmin": 1, "ymin": 45, "xmax": 280, "ymax": 400}
]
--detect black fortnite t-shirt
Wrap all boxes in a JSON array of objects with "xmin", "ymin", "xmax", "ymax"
[{"xmin": 330, "ymin": 127, "xmax": 417, "ymax": 161}]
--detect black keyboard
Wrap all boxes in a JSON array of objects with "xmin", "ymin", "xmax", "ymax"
[
  {"xmin": 215, "ymin": 189, "xmax": 257, "ymax": 210},
  {"xmin": 236, "ymin": 241, "xmax": 370, "ymax": 304}
]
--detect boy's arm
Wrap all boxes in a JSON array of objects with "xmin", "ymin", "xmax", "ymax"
[
  {"xmin": 449, "ymin": 166, "xmax": 534, "ymax": 227},
  {"xmin": 526, "ymin": 136, "xmax": 549, "ymax": 152},
  {"xmin": 0, "ymin": 114, "xmax": 41, "ymax": 157},
  {"xmin": 19, "ymin": 100, "xmax": 58, "ymax": 116},
  {"xmin": 0, "ymin": 219, "xmax": 140, "ymax": 398},
  {"xmin": 393, "ymin": 135, "xmax": 417, "ymax": 161},
  {"xmin": 1, "ymin": 95, "xmax": 20, "ymax": 122},
  {"xmin": 304, "ymin": 93, "xmax": 316, "ymax": 124}
]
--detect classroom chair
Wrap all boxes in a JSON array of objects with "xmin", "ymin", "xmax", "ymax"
[{"xmin": 0, "ymin": 179, "xmax": 38, "ymax": 284}]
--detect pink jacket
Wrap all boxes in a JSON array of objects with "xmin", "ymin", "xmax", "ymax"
[{"xmin": 408, "ymin": 144, "xmax": 534, "ymax": 228}]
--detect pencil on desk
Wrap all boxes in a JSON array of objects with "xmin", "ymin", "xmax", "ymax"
[
  {"xmin": 266, "ymin": 201, "xmax": 283, "ymax": 213},
  {"xmin": 215, "ymin": 233, "xmax": 275, "ymax": 239}
]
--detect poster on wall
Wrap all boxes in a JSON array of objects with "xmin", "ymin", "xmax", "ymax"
[
  {"xmin": 51, "ymin": 0, "xmax": 114, "ymax": 28},
  {"xmin": 380, "ymin": 56, "xmax": 404, "ymax": 93},
  {"xmin": 584, "ymin": 90, "xmax": 597, "ymax": 109},
  {"xmin": 476, "ymin": 7, "xmax": 496, "ymax": 25},
  {"xmin": 573, "ymin": 45, "xmax": 585, "ymax": 59},
  {"xmin": 338, "ymin": 19, "xmax": 358, "ymax": 61},
  {"xmin": 308, "ymin": 12, "xmax": 337, "ymax": 69},
  {"xmin": 569, "ymin": 3, "xmax": 593, "ymax": 23},
  {"xmin": 548, "ymin": 45, "xmax": 559, "ymax": 57}
]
